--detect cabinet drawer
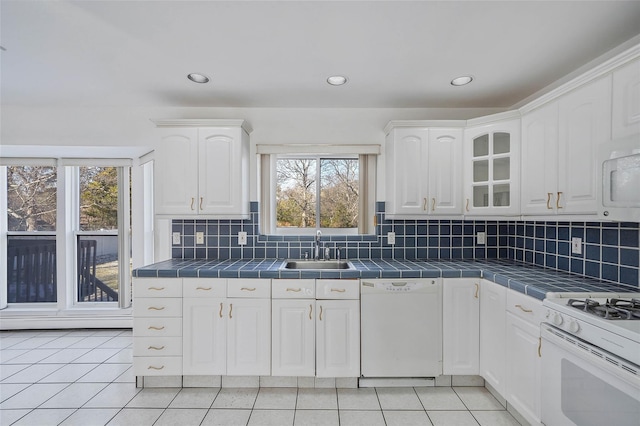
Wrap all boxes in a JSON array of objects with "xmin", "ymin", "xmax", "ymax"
[
  {"xmin": 134, "ymin": 278, "xmax": 182, "ymax": 298},
  {"xmin": 272, "ymin": 279, "xmax": 315, "ymax": 298},
  {"xmin": 183, "ymin": 278, "xmax": 226, "ymax": 298},
  {"xmin": 134, "ymin": 317, "xmax": 182, "ymax": 337},
  {"xmin": 134, "ymin": 337, "xmax": 182, "ymax": 357},
  {"xmin": 133, "ymin": 356, "xmax": 182, "ymax": 376},
  {"xmin": 133, "ymin": 298, "xmax": 182, "ymax": 317},
  {"xmin": 317, "ymin": 279, "xmax": 360, "ymax": 299},
  {"xmin": 506, "ymin": 290, "xmax": 544, "ymax": 325},
  {"xmin": 228, "ymin": 279, "xmax": 271, "ymax": 298}
]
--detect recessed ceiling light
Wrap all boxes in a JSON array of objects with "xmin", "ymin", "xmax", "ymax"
[
  {"xmin": 451, "ymin": 75, "xmax": 473, "ymax": 86},
  {"xmin": 327, "ymin": 75, "xmax": 348, "ymax": 86},
  {"xmin": 187, "ymin": 73, "xmax": 210, "ymax": 84}
]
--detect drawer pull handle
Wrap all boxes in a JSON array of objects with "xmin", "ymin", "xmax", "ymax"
[
  {"xmin": 148, "ymin": 286, "xmax": 165, "ymax": 291},
  {"xmin": 546, "ymin": 193, "xmax": 552, "ymax": 210},
  {"xmin": 229, "ymin": 303, "xmax": 233, "ymax": 319},
  {"xmin": 219, "ymin": 302, "xmax": 224, "ymax": 318},
  {"xmin": 331, "ymin": 288, "xmax": 346, "ymax": 293},
  {"xmin": 516, "ymin": 304, "xmax": 533, "ymax": 313},
  {"xmin": 148, "ymin": 326, "xmax": 165, "ymax": 331},
  {"xmin": 309, "ymin": 304, "xmax": 313, "ymax": 320},
  {"xmin": 474, "ymin": 283, "xmax": 479, "ymax": 299},
  {"xmin": 556, "ymin": 191, "xmax": 563, "ymax": 209},
  {"xmin": 196, "ymin": 286, "xmax": 212, "ymax": 291},
  {"xmin": 148, "ymin": 365, "xmax": 165, "ymax": 370},
  {"xmin": 241, "ymin": 287, "xmax": 256, "ymax": 292},
  {"xmin": 286, "ymin": 288, "xmax": 301, "ymax": 292},
  {"xmin": 148, "ymin": 306, "xmax": 165, "ymax": 311},
  {"xmin": 148, "ymin": 345, "xmax": 165, "ymax": 350},
  {"xmin": 319, "ymin": 305, "xmax": 323, "ymax": 321}
]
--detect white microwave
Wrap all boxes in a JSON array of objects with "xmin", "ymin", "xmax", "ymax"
[{"xmin": 598, "ymin": 133, "xmax": 640, "ymax": 222}]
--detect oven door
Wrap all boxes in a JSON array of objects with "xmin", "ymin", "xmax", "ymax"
[{"xmin": 540, "ymin": 324, "xmax": 640, "ymax": 426}]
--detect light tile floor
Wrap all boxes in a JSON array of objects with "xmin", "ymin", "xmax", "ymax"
[{"xmin": 0, "ymin": 329, "xmax": 521, "ymax": 425}]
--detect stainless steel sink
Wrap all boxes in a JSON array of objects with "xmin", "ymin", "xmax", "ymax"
[{"xmin": 281, "ymin": 260, "xmax": 353, "ymax": 270}]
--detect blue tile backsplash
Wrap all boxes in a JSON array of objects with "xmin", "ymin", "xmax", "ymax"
[{"xmin": 171, "ymin": 202, "xmax": 640, "ymax": 287}]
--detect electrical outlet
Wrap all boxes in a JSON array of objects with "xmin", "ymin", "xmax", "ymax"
[
  {"xmin": 476, "ymin": 232, "xmax": 486, "ymax": 245},
  {"xmin": 571, "ymin": 237, "xmax": 582, "ymax": 254},
  {"xmin": 387, "ymin": 232, "xmax": 396, "ymax": 245},
  {"xmin": 196, "ymin": 232, "xmax": 204, "ymax": 245},
  {"xmin": 172, "ymin": 232, "xmax": 181, "ymax": 245},
  {"xmin": 238, "ymin": 231, "xmax": 247, "ymax": 245}
]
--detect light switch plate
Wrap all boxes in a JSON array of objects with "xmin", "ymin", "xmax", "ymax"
[
  {"xmin": 387, "ymin": 232, "xmax": 396, "ymax": 245},
  {"xmin": 172, "ymin": 232, "xmax": 181, "ymax": 245},
  {"xmin": 238, "ymin": 231, "xmax": 247, "ymax": 245},
  {"xmin": 571, "ymin": 237, "xmax": 582, "ymax": 254},
  {"xmin": 196, "ymin": 232, "xmax": 204, "ymax": 245},
  {"xmin": 476, "ymin": 232, "xmax": 486, "ymax": 245}
]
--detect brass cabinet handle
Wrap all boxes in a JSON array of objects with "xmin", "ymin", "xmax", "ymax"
[
  {"xmin": 538, "ymin": 337, "xmax": 542, "ymax": 358},
  {"xmin": 465, "ymin": 198, "xmax": 470, "ymax": 212},
  {"xmin": 516, "ymin": 304, "xmax": 533, "ymax": 313},
  {"xmin": 219, "ymin": 302, "xmax": 223, "ymax": 318},
  {"xmin": 200, "ymin": 197, "xmax": 204, "ymax": 210},
  {"xmin": 148, "ymin": 286, "xmax": 165, "ymax": 291},
  {"xmin": 286, "ymin": 288, "xmax": 301, "ymax": 292},
  {"xmin": 190, "ymin": 197, "xmax": 195, "ymax": 211},
  {"xmin": 331, "ymin": 288, "xmax": 346, "ymax": 293},
  {"xmin": 196, "ymin": 286, "xmax": 212, "ymax": 291},
  {"xmin": 319, "ymin": 305, "xmax": 323, "ymax": 321},
  {"xmin": 474, "ymin": 283, "xmax": 479, "ymax": 299},
  {"xmin": 309, "ymin": 304, "xmax": 313, "ymax": 320},
  {"xmin": 148, "ymin": 345, "xmax": 165, "ymax": 350},
  {"xmin": 148, "ymin": 365, "xmax": 165, "ymax": 370},
  {"xmin": 431, "ymin": 198, "xmax": 436, "ymax": 212},
  {"xmin": 148, "ymin": 306, "xmax": 165, "ymax": 311},
  {"xmin": 148, "ymin": 326, "xmax": 165, "ymax": 330},
  {"xmin": 556, "ymin": 191, "xmax": 563, "ymax": 209},
  {"xmin": 229, "ymin": 303, "xmax": 233, "ymax": 319},
  {"xmin": 423, "ymin": 197, "xmax": 427, "ymax": 211},
  {"xmin": 546, "ymin": 193, "xmax": 552, "ymax": 209},
  {"xmin": 241, "ymin": 287, "xmax": 256, "ymax": 292}
]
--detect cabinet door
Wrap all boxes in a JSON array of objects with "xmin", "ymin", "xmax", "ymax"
[
  {"xmin": 316, "ymin": 300, "xmax": 360, "ymax": 378},
  {"xmin": 198, "ymin": 127, "xmax": 249, "ymax": 217},
  {"xmin": 442, "ymin": 279, "xmax": 480, "ymax": 375},
  {"xmin": 479, "ymin": 279, "xmax": 506, "ymax": 396},
  {"xmin": 464, "ymin": 120, "xmax": 520, "ymax": 216},
  {"xmin": 226, "ymin": 298, "xmax": 271, "ymax": 376},
  {"xmin": 272, "ymin": 299, "xmax": 315, "ymax": 377},
  {"xmin": 612, "ymin": 58, "xmax": 640, "ymax": 139},
  {"xmin": 429, "ymin": 129, "xmax": 463, "ymax": 214},
  {"xmin": 386, "ymin": 128, "xmax": 430, "ymax": 216},
  {"xmin": 183, "ymin": 298, "xmax": 227, "ymax": 375},
  {"xmin": 154, "ymin": 128, "xmax": 199, "ymax": 215},
  {"xmin": 506, "ymin": 312, "xmax": 541, "ymax": 425},
  {"xmin": 521, "ymin": 102, "xmax": 560, "ymax": 215},
  {"xmin": 558, "ymin": 75, "xmax": 612, "ymax": 214}
]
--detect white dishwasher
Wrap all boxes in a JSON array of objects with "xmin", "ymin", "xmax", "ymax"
[{"xmin": 361, "ymin": 278, "xmax": 442, "ymax": 379}]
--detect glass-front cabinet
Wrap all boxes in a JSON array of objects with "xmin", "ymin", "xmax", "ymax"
[{"xmin": 464, "ymin": 117, "xmax": 520, "ymax": 216}]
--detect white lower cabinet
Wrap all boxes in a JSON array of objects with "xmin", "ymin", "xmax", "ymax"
[
  {"xmin": 226, "ymin": 297, "xmax": 271, "ymax": 376},
  {"xmin": 316, "ymin": 298, "xmax": 360, "ymax": 377},
  {"xmin": 442, "ymin": 278, "xmax": 480, "ymax": 375},
  {"xmin": 272, "ymin": 299, "xmax": 315, "ymax": 376},
  {"xmin": 479, "ymin": 279, "xmax": 507, "ymax": 396}
]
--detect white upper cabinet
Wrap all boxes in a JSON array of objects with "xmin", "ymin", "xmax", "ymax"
[
  {"xmin": 521, "ymin": 76, "xmax": 612, "ymax": 215},
  {"xmin": 612, "ymin": 58, "xmax": 640, "ymax": 139},
  {"xmin": 385, "ymin": 124, "xmax": 462, "ymax": 218},
  {"xmin": 153, "ymin": 120, "xmax": 251, "ymax": 219},
  {"xmin": 463, "ymin": 118, "xmax": 520, "ymax": 216}
]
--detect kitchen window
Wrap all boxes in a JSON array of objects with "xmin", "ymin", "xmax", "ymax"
[{"xmin": 258, "ymin": 145, "xmax": 379, "ymax": 236}]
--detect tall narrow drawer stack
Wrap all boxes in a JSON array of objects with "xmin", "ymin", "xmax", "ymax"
[{"xmin": 133, "ymin": 278, "xmax": 183, "ymax": 376}]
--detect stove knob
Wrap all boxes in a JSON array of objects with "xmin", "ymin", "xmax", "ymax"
[
  {"xmin": 552, "ymin": 312, "xmax": 564, "ymax": 326},
  {"xmin": 568, "ymin": 320, "xmax": 580, "ymax": 333}
]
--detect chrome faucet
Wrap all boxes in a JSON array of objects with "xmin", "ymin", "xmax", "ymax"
[
  {"xmin": 314, "ymin": 230, "xmax": 322, "ymax": 260},
  {"xmin": 324, "ymin": 246, "xmax": 330, "ymax": 261},
  {"xmin": 336, "ymin": 245, "xmax": 341, "ymax": 261}
]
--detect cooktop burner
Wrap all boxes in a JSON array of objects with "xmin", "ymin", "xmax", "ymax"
[{"xmin": 568, "ymin": 298, "xmax": 640, "ymax": 320}]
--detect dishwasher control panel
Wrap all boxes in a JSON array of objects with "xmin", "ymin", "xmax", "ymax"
[{"xmin": 361, "ymin": 280, "xmax": 437, "ymax": 293}]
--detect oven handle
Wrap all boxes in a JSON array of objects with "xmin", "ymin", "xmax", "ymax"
[{"xmin": 541, "ymin": 323, "xmax": 640, "ymax": 388}]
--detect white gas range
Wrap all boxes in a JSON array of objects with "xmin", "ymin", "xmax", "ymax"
[{"xmin": 540, "ymin": 292, "xmax": 640, "ymax": 426}]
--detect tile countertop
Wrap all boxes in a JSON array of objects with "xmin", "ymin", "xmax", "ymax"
[{"xmin": 132, "ymin": 259, "xmax": 640, "ymax": 301}]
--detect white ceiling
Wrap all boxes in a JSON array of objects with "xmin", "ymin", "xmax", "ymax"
[{"xmin": 2, "ymin": 0, "xmax": 640, "ymax": 109}]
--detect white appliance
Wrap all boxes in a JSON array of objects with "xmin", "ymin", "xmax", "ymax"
[
  {"xmin": 598, "ymin": 133, "xmax": 640, "ymax": 222},
  {"xmin": 360, "ymin": 279, "xmax": 442, "ymax": 382},
  {"xmin": 541, "ymin": 293, "xmax": 640, "ymax": 426}
]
